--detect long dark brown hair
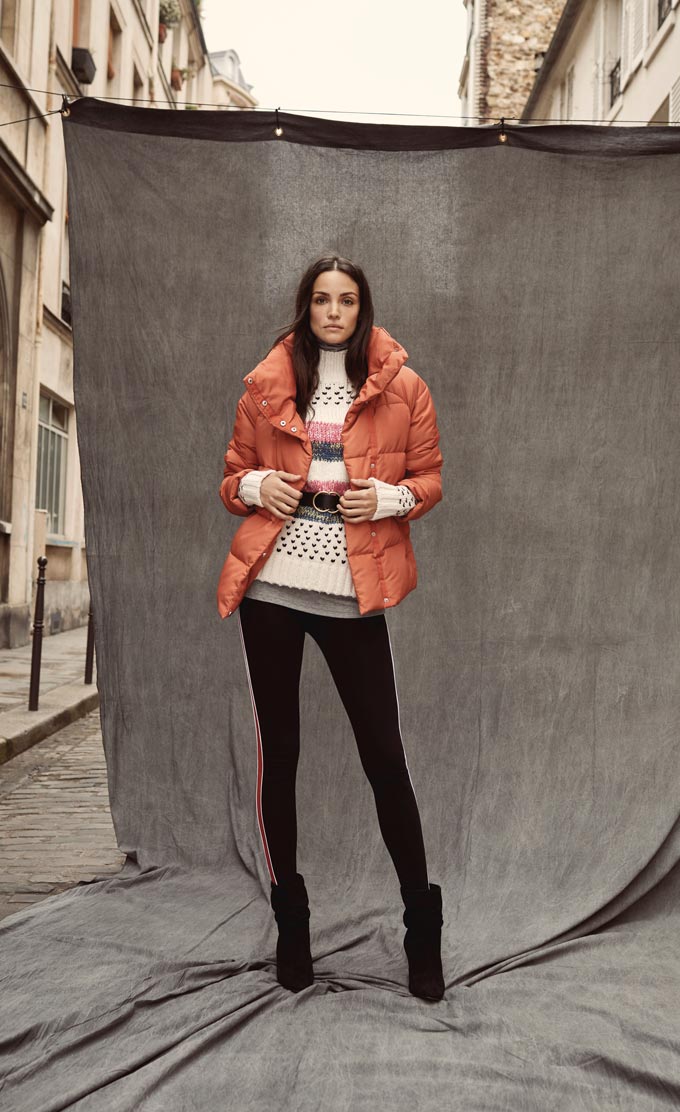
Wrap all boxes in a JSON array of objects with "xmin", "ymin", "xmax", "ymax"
[{"xmin": 268, "ymin": 254, "xmax": 375, "ymax": 423}]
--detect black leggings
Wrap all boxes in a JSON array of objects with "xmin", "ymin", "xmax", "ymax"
[{"xmin": 236, "ymin": 595, "xmax": 430, "ymax": 890}]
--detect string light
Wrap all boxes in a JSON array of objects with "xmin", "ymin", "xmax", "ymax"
[{"xmin": 0, "ymin": 81, "xmax": 675, "ymax": 128}]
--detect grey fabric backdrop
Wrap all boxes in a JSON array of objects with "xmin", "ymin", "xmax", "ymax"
[{"xmin": 1, "ymin": 98, "xmax": 680, "ymax": 1109}]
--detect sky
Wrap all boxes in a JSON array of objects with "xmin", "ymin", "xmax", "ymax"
[{"xmin": 199, "ymin": 1, "xmax": 468, "ymax": 126}]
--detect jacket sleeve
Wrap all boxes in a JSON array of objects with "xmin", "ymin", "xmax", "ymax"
[
  {"xmin": 397, "ymin": 376, "xmax": 444, "ymax": 523},
  {"xmin": 219, "ymin": 391, "xmax": 268, "ymax": 517}
]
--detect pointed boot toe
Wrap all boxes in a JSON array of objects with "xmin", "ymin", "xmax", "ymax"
[
  {"xmin": 270, "ymin": 872, "xmax": 314, "ymax": 992},
  {"xmin": 400, "ymin": 881, "xmax": 445, "ymax": 1002}
]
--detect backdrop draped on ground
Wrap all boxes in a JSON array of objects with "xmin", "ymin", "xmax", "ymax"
[{"xmin": 1, "ymin": 98, "xmax": 680, "ymax": 1110}]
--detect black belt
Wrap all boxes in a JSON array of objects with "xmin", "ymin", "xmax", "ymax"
[{"xmin": 299, "ymin": 489, "xmax": 341, "ymax": 514}]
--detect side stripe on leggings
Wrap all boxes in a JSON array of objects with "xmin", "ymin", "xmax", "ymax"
[
  {"xmin": 236, "ymin": 609, "xmax": 278, "ymax": 885},
  {"xmin": 384, "ymin": 620, "xmax": 421, "ymax": 809}
]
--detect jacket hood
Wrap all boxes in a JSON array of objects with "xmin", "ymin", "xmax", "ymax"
[{"xmin": 242, "ymin": 325, "xmax": 409, "ymax": 438}]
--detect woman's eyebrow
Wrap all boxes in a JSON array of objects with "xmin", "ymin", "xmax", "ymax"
[{"xmin": 313, "ymin": 290, "xmax": 357, "ymax": 297}]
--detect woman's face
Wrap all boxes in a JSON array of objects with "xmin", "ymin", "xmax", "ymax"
[{"xmin": 308, "ymin": 270, "xmax": 360, "ymax": 345}]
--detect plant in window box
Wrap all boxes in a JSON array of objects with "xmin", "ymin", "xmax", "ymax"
[
  {"xmin": 170, "ymin": 63, "xmax": 185, "ymax": 91},
  {"xmin": 159, "ymin": 0, "xmax": 181, "ymax": 42},
  {"xmin": 159, "ymin": 0, "xmax": 181, "ymax": 25}
]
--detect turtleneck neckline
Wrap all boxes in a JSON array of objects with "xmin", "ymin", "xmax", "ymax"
[{"xmin": 317, "ymin": 337, "xmax": 349, "ymax": 352}]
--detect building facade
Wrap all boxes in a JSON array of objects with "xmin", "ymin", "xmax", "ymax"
[
  {"xmin": 521, "ymin": 0, "xmax": 680, "ymax": 124},
  {"xmin": 459, "ymin": 0, "xmax": 680, "ymax": 125},
  {"xmin": 0, "ymin": 0, "xmax": 256, "ymax": 647}
]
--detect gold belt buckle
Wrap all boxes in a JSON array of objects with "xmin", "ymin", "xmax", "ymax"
[{"xmin": 312, "ymin": 489, "xmax": 340, "ymax": 514}]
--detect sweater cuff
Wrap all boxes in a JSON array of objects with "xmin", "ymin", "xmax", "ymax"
[
  {"xmin": 368, "ymin": 477, "xmax": 418, "ymax": 521},
  {"xmin": 238, "ymin": 469, "xmax": 276, "ymax": 507}
]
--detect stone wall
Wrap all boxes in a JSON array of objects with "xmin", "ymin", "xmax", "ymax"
[{"xmin": 481, "ymin": 1, "xmax": 566, "ymax": 120}]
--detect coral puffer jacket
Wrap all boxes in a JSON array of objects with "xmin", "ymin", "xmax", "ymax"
[{"xmin": 217, "ymin": 324, "xmax": 443, "ymax": 619}]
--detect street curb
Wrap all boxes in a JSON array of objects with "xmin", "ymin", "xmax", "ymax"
[{"xmin": 0, "ymin": 690, "xmax": 100, "ymax": 766}]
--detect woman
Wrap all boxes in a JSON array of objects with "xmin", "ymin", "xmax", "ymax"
[{"xmin": 217, "ymin": 254, "xmax": 445, "ymax": 1001}]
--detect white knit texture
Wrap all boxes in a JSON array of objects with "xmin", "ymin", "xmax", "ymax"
[
  {"xmin": 369, "ymin": 476, "xmax": 417, "ymax": 520},
  {"xmin": 238, "ymin": 468, "xmax": 276, "ymax": 508},
  {"xmin": 237, "ymin": 347, "xmax": 417, "ymax": 598}
]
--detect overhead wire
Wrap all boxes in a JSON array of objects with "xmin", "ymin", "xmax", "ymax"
[{"xmin": 0, "ymin": 81, "xmax": 675, "ymax": 128}]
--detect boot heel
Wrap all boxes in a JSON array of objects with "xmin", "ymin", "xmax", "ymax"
[
  {"xmin": 400, "ymin": 882, "xmax": 445, "ymax": 1001},
  {"xmin": 270, "ymin": 872, "xmax": 314, "ymax": 992}
]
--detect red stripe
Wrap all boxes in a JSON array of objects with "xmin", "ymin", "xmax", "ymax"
[
  {"xmin": 306, "ymin": 419, "xmax": 344, "ymax": 442},
  {"xmin": 237, "ymin": 611, "xmax": 277, "ymax": 884},
  {"xmin": 303, "ymin": 478, "xmax": 350, "ymax": 494}
]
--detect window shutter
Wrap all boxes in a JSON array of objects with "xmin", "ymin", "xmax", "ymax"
[
  {"xmin": 630, "ymin": 0, "xmax": 645, "ymax": 62},
  {"xmin": 621, "ymin": 0, "xmax": 631, "ymax": 82},
  {"xmin": 671, "ymin": 76, "xmax": 680, "ymax": 123},
  {"xmin": 592, "ymin": 7, "xmax": 602, "ymax": 119}
]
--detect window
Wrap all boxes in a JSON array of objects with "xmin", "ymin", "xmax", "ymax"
[
  {"xmin": 107, "ymin": 6, "xmax": 123, "ymax": 88},
  {"xmin": 604, "ymin": 0, "xmax": 623, "ymax": 108},
  {"xmin": 132, "ymin": 62, "xmax": 144, "ymax": 105},
  {"xmin": 0, "ymin": 0, "xmax": 18, "ymax": 53},
  {"xmin": 36, "ymin": 394, "xmax": 69, "ymax": 536},
  {"xmin": 560, "ymin": 64, "xmax": 575, "ymax": 121},
  {"xmin": 566, "ymin": 65, "xmax": 574, "ymax": 120}
]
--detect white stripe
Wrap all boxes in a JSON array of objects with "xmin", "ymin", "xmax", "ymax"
[
  {"xmin": 385, "ymin": 619, "xmax": 430, "ymax": 889},
  {"xmin": 385, "ymin": 621, "xmax": 423, "ymax": 811}
]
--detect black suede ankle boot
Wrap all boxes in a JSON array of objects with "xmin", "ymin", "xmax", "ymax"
[
  {"xmin": 270, "ymin": 872, "xmax": 314, "ymax": 992},
  {"xmin": 400, "ymin": 882, "xmax": 445, "ymax": 1001}
]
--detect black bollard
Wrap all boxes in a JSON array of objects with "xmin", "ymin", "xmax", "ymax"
[
  {"xmin": 84, "ymin": 602, "xmax": 95, "ymax": 684},
  {"xmin": 29, "ymin": 555, "xmax": 48, "ymax": 712}
]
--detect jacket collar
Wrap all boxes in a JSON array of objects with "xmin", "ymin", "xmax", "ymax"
[{"xmin": 243, "ymin": 325, "xmax": 408, "ymax": 438}]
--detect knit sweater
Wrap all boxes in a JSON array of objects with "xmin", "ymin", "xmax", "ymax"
[{"xmin": 238, "ymin": 338, "xmax": 417, "ymax": 618}]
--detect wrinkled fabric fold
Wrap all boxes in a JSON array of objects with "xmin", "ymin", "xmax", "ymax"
[{"xmin": 0, "ymin": 99, "xmax": 678, "ymax": 1110}]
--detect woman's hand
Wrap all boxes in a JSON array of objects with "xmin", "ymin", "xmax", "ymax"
[
  {"xmin": 260, "ymin": 472, "xmax": 303, "ymax": 519},
  {"xmin": 338, "ymin": 479, "xmax": 378, "ymax": 524}
]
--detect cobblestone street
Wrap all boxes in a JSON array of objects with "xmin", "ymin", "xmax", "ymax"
[{"xmin": 0, "ymin": 708, "xmax": 125, "ymax": 922}]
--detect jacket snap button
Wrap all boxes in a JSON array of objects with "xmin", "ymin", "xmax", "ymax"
[
  {"xmin": 228, "ymin": 610, "xmax": 232, "ymax": 615},
  {"xmin": 262, "ymin": 551, "xmax": 267, "ymax": 557},
  {"xmin": 291, "ymin": 426, "xmax": 297, "ymax": 432},
  {"xmin": 371, "ymin": 531, "xmax": 376, "ymax": 537},
  {"xmin": 262, "ymin": 400, "xmax": 267, "ymax": 406},
  {"xmin": 383, "ymin": 597, "xmax": 389, "ymax": 603},
  {"xmin": 370, "ymin": 463, "xmax": 375, "ymax": 468},
  {"xmin": 280, "ymin": 419, "xmax": 286, "ymax": 425},
  {"xmin": 247, "ymin": 377, "xmax": 253, "ymax": 383}
]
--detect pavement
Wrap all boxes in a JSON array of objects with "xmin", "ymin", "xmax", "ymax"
[
  {"xmin": 0, "ymin": 624, "xmax": 99, "ymax": 765},
  {"xmin": 0, "ymin": 625, "xmax": 125, "ymax": 922}
]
